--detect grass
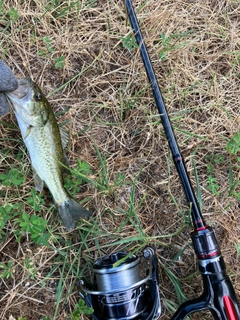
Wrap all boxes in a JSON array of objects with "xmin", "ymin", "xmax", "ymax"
[{"xmin": 0, "ymin": 0, "xmax": 240, "ymax": 319}]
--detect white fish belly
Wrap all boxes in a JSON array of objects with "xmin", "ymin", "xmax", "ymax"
[{"xmin": 15, "ymin": 113, "xmax": 67, "ymax": 204}]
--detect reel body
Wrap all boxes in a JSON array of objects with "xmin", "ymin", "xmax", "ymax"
[{"xmin": 79, "ymin": 247, "xmax": 161, "ymax": 320}]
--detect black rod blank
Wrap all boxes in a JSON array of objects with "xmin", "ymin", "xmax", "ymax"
[{"xmin": 125, "ymin": 0, "xmax": 205, "ymax": 230}]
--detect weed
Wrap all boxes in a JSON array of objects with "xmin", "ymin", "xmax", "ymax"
[
  {"xmin": 24, "ymin": 258, "xmax": 37, "ymax": 279},
  {"xmin": 71, "ymin": 299, "xmax": 94, "ymax": 319},
  {"xmin": 0, "ymin": 205, "xmax": 11, "ymax": 229},
  {"xmin": 26, "ymin": 188, "xmax": 45, "ymax": 211},
  {"xmin": 0, "ymin": 203, "xmax": 24, "ymax": 239},
  {"xmin": 37, "ymin": 36, "xmax": 65, "ymax": 69},
  {"xmin": 8, "ymin": 7, "xmax": 19, "ymax": 23},
  {"xmin": 0, "ymin": 261, "xmax": 14, "ymax": 279},
  {"xmin": 95, "ymin": 146, "xmax": 110, "ymax": 192},
  {"xmin": 204, "ymin": 154, "xmax": 225, "ymax": 196},
  {"xmin": 156, "ymin": 30, "xmax": 192, "ymax": 60},
  {"xmin": 124, "ymin": 173, "xmax": 146, "ymax": 237},
  {"xmin": 115, "ymin": 172, "xmax": 127, "ymax": 187},
  {"xmin": 69, "ymin": 144, "xmax": 115, "ymax": 193},
  {"xmin": 228, "ymin": 163, "xmax": 240, "ymax": 199},
  {"xmin": 83, "ymin": 0, "xmax": 97, "ymax": 9},
  {"xmin": 225, "ymin": 133, "xmax": 240, "ymax": 199},
  {"xmin": 205, "ymin": 154, "xmax": 225, "ymax": 165},
  {"xmin": 0, "ymin": 167, "xmax": 25, "ymax": 187},
  {"xmin": 43, "ymin": 0, "xmax": 97, "ymax": 19},
  {"xmin": 65, "ymin": 160, "xmax": 93, "ymax": 196},
  {"xmin": 161, "ymin": 262, "xmax": 187, "ymax": 304},
  {"xmin": 121, "ymin": 34, "xmax": 138, "ymax": 51},
  {"xmin": 235, "ymin": 243, "xmax": 240, "ymax": 256},
  {"xmin": 54, "ymin": 55, "xmax": 65, "ymax": 69},
  {"xmin": 226, "ymin": 132, "xmax": 240, "ymax": 160},
  {"xmin": 204, "ymin": 137, "xmax": 240, "ymax": 199},
  {"xmin": 51, "ymin": 240, "xmax": 93, "ymax": 319},
  {"xmin": 206, "ymin": 175, "xmax": 220, "ymax": 195},
  {"xmin": 206, "ymin": 163, "xmax": 214, "ymax": 174},
  {"xmin": 15, "ymin": 213, "xmax": 52, "ymax": 246},
  {"xmin": 163, "ymin": 299, "xmax": 179, "ymax": 316},
  {"xmin": 38, "ymin": 36, "xmax": 55, "ymax": 56},
  {"xmin": 64, "ymin": 174, "xmax": 83, "ymax": 196}
]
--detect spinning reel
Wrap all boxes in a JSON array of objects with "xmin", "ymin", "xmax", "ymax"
[{"xmin": 79, "ymin": 247, "xmax": 161, "ymax": 320}]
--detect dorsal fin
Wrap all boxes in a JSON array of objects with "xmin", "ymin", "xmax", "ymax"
[{"xmin": 59, "ymin": 127, "xmax": 68, "ymax": 149}]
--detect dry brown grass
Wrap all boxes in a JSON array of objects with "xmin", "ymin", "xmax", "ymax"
[{"xmin": 0, "ymin": 0, "xmax": 240, "ymax": 319}]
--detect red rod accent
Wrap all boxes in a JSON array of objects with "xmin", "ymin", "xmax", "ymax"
[
  {"xmin": 198, "ymin": 251, "xmax": 221, "ymax": 259},
  {"xmin": 224, "ymin": 296, "xmax": 238, "ymax": 320},
  {"xmin": 195, "ymin": 226, "xmax": 207, "ymax": 231}
]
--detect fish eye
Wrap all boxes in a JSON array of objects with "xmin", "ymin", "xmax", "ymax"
[{"xmin": 34, "ymin": 92, "xmax": 42, "ymax": 101}]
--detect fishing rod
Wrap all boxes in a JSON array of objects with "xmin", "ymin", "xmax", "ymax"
[{"xmin": 125, "ymin": 0, "xmax": 240, "ymax": 319}]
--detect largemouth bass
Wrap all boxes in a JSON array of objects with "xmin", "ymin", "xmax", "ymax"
[{"xmin": 6, "ymin": 77, "xmax": 91, "ymax": 231}]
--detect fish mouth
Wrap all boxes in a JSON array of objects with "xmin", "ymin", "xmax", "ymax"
[{"xmin": 6, "ymin": 77, "xmax": 32, "ymax": 100}]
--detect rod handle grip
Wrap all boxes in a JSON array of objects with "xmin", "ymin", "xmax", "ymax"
[{"xmin": 170, "ymin": 274, "xmax": 240, "ymax": 320}]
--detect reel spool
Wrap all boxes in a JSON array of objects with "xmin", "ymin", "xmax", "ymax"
[{"xmin": 79, "ymin": 247, "xmax": 161, "ymax": 320}]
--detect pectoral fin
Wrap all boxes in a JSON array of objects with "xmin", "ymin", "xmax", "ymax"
[
  {"xmin": 32, "ymin": 167, "xmax": 44, "ymax": 192},
  {"xmin": 24, "ymin": 125, "xmax": 33, "ymax": 139}
]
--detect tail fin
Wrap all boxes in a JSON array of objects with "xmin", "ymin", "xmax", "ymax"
[{"xmin": 57, "ymin": 198, "xmax": 92, "ymax": 231}]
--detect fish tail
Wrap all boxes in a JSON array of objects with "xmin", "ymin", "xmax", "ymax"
[{"xmin": 57, "ymin": 198, "xmax": 91, "ymax": 231}]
